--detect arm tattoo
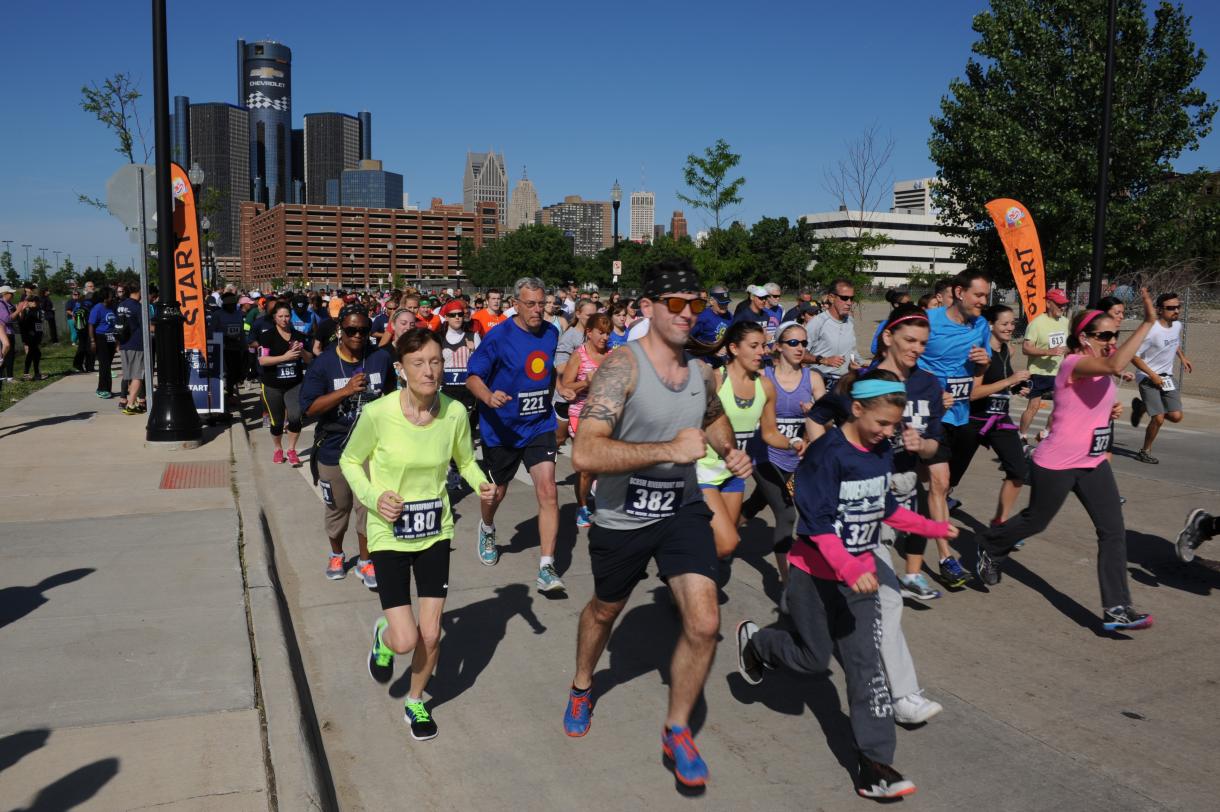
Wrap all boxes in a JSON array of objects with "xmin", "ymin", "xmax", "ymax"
[
  {"xmin": 700, "ymin": 362, "xmax": 725, "ymax": 428},
  {"xmin": 581, "ymin": 347, "xmax": 636, "ymax": 432}
]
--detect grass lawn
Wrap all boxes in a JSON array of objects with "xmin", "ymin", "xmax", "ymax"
[{"xmin": 1, "ymin": 340, "xmax": 81, "ymax": 412}]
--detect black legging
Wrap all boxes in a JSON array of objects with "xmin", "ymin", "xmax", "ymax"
[
  {"xmin": 948, "ymin": 420, "xmax": 1028, "ymax": 488},
  {"xmin": 262, "ymin": 383, "xmax": 302, "ymax": 436},
  {"xmin": 74, "ymin": 332, "xmax": 95, "ymax": 372},
  {"xmin": 94, "ymin": 335, "xmax": 116, "ymax": 394},
  {"xmin": 750, "ymin": 461, "xmax": 797, "ymax": 554},
  {"xmin": 21, "ymin": 332, "xmax": 41, "ymax": 376}
]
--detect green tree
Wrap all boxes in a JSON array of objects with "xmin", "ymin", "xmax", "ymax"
[
  {"xmin": 463, "ymin": 225, "xmax": 581, "ymax": 289},
  {"xmin": 678, "ymin": 138, "xmax": 746, "ymax": 230},
  {"xmin": 29, "ymin": 257, "xmax": 50, "ymax": 289},
  {"xmin": 929, "ymin": 0, "xmax": 1216, "ymax": 286},
  {"xmin": 804, "ymin": 230, "xmax": 888, "ymax": 290},
  {"xmin": 49, "ymin": 258, "xmax": 78, "ymax": 295},
  {"xmin": 1, "ymin": 250, "xmax": 17, "ymax": 287},
  {"xmin": 745, "ymin": 216, "xmax": 811, "ymax": 291}
]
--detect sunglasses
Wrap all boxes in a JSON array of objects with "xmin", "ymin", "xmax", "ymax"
[
  {"xmin": 342, "ymin": 325, "xmax": 371, "ymax": 337},
  {"xmin": 1161, "ymin": 305, "xmax": 1181, "ymax": 311},
  {"xmin": 1084, "ymin": 330, "xmax": 1120, "ymax": 341},
  {"xmin": 779, "ymin": 338, "xmax": 805, "ymax": 347},
  {"xmin": 834, "ymin": 293, "xmax": 855, "ymax": 302},
  {"xmin": 656, "ymin": 296, "xmax": 707, "ymax": 315},
  {"xmin": 446, "ymin": 311, "xmax": 464, "ymax": 317}
]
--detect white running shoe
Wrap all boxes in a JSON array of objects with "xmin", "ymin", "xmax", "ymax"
[{"xmin": 893, "ymin": 691, "xmax": 943, "ymax": 725}]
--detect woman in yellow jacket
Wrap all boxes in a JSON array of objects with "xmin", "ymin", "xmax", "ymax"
[{"xmin": 341, "ymin": 327, "xmax": 494, "ymax": 741}]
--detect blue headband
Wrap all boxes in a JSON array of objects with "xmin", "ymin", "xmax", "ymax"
[{"xmin": 851, "ymin": 379, "xmax": 906, "ymax": 400}]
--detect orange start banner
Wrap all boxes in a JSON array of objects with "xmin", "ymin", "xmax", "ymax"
[
  {"xmin": 170, "ymin": 162, "xmax": 207, "ymax": 360},
  {"xmin": 986, "ymin": 198, "xmax": 1046, "ymax": 323}
]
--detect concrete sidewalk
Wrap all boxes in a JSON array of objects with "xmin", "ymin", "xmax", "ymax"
[
  {"xmin": 245, "ymin": 387, "xmax": 1220, "ymax": 810},
  {"xmin": 0, "ymin": 373, "xmax": 274, "ymax": 810}
]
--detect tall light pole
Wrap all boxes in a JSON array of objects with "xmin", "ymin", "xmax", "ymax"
[
  {"xmin": 22, "ymin": 245, "xmax": 31, "ymax": 277},
  {"xmin": 611, "ymin": 180, "xmax": 622, "ymax": 248},
  {"xmin": 387, "ymin": 241, "xmax": 395, "ymax": 291},
  {"xmin": 53, "ymin": 250, "xmax": 62, "ymax": 272},
  {"xmin": 1090, "ymin": 0, "xmax": 1118, "ymax": 307},
  {"xmin": 1, "ymin": 240, "xmax": 11, "ymax": 261},
  {"xmin": 147, "ymin": 0, "xmax": 202, "ymax": 443}
]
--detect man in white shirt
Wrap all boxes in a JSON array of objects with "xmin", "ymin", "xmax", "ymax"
[
  {"xmin": 804, "ymin": 278, "xmax": 859, "ymax": 386},
  {"xmin": 1130, "ymin": 291, "xmax": 1192, "ymax": 464}
]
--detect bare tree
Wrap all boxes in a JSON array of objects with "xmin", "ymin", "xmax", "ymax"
[
  {"xmin": 77, "ymin": 72, "xmax": 152, "ymax": 210},
  {"xmin": 822, "ymin": 124, "xmax": 895, "ymax": 237}
]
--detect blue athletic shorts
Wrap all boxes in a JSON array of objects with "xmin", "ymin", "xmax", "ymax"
[{"xmin": 700, "ymin": 475, "xmax": 745, "ymax": 494}]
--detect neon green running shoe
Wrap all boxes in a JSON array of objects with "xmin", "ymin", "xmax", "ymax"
[{"xmin": 368, "ymin": 617, "xmax": 394, "ymax": 684}]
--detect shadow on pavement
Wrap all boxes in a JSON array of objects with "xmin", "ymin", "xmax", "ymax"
[
  {"xmin": 11, "ymin": 757, "xmax": 120, "ymax": 812},
  {"xmin": 980, "ymin": 557, "xmax": 1132, "ymax": 639},
  {"xmin": 1125, "ymin": 530, "xmax": 1220, "ymax": 595},
  {"xmin": 404, "ymin": 583, "xmax": 546, "ymax": 707},
  {"xmin": 0, "ymin": 728, "xmax": 50, "ymax": 774},
  {"xmin": 0, "ymin": 411, "xmax": 95, "ymax": 439},
  {"xmin": 590, "ymin": 586, "xmax": 709, "ymax": 737},
  {"xmin": 0, "ymin": 569, "xmax": 95, "ymax": 630}
]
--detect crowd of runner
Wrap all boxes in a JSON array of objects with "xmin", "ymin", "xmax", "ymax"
[{"xmin": 1, "ymin": 265, "xmax": 1208, "ymax": 800}]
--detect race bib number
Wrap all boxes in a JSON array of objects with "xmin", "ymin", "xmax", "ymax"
[
  {"xmin": 986, "ymin": 393, "xmax": 1010, "ymax": 415},
  {"xmin": 225, "ymin": 324, "xmax": 242, "ymax": 337},
  {"xmin": 947, "ymin": 376, "xmax": 973, "ymax": 403},
  {"xmin": 394, "ymin": 499, "xmax": 443, "ymax": 539},
  {"xmin": 105, "ymin": 333, "xmax": 116, "ymax": 343},
  {"xmin": 35, "ymin": 321, "xmax": 44, "ymax": 333},
  {"xmin": 1089, "ymin": 425, "xmax": 1111, "ymax": 457},
  {"xmin": 1160, "ymin": 375, "xmax": 1175, "ymax": 392},
  {"xmin": 1047, "ymin": 332, "xmax": 1066, "ymax": 349},
  {"xmin": 776, "ymin": 417, "xmax": 804, "ymax": 440},
  {"xmin": 624, "ymin": 476, "xmax": 683, "ymax": 519},
  {"xmin": 319, "ymin": 479, "xmax": 335, "ymax": 507},
  {"xmin": 734, "ymin": 430, "xmax": 755, "ymax": 451},
  {"xmin": 444, "ymin": 368, "xmax": 468, "ymax": 386},
  {"xmin": 275, "ymin": 362, "xmax": 297, "ymax": 380},
  {"xmin": 517, "ymin": 388, "xmax": 550, "ymax": 416}
]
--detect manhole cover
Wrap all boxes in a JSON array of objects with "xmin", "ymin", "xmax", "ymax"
[{"xmin": 159, "ymin": 460, "xmax": 229, "ymax": 489}]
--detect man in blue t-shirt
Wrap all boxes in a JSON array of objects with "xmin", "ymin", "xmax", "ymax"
[
  {"xmin": 915, "ymin": 269, "xmax": 992, "ymax": 587},
  {"xmin": 115, "ymin": 290, "xmax": 146, "ymax": 413},
  {"xmin": 690, "ymin": 285, "xmax": 732, "ymax": 348},
  {"xmin": 466, "ymin": 276, "xmax": 564, "ymax": 593}
]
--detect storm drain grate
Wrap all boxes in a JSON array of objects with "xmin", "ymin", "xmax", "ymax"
[{"xmin": 159, "ymin": 460, "xmax": 229, "ymax": 489}]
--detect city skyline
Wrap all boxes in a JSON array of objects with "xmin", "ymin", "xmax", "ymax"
[{"xmin": 2, "ymin": 0, "xmax": 1219, "ymax": 268}]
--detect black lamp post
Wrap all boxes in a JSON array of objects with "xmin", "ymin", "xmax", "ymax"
[
  {"xmin": 147, "ymin": 0, "xmax": 201, "ymax": 443},
  {"xmin": 611, "ymin": 180, "xmax": 622, "ymax": 248}
]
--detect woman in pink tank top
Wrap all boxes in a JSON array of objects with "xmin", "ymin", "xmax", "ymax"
[{"xmin": 561, "ymin": 314, "xmax": 611, "ymax": 528}]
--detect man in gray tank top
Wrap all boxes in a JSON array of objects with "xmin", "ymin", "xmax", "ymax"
[{"xmin": 561, "ymin": 258, "xmax": 751, "ymax": 790}]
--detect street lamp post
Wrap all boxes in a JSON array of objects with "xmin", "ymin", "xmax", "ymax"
[
  {"xmin": 611, "ymin": 180, "xmax": 622, "ymax": 248},
  {"xmin": 453, "ymin": 225, "xmax": 463, "ymax": 283},
  {"xmin": 387, "ymin": 241, "xmax": 395, "ymax": 291},
  {"xmin": 53, "ymin": 250, "xmax": 62, "ymax": 272},
  {"xmin": 147, "ymin": 0, "xmax": 202, "ymax": 443},
  {"xmin": 21, "ymin": 245, "xmax": 31, "ymax": 277},
  {"xmin": 200, "ymin": 215, "xmax": 211, "ymax": 288}
]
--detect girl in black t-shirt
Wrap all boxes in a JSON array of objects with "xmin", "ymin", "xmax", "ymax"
[{"xmin": 258, "ymin": 301, "xmax": 313, "ymax": 466}]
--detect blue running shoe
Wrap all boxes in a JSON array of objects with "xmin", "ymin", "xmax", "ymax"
[
  {"xmin": 564, "ymin": 688, "xmax": 592, "ymax": 737},
  {"xmin": 1102, "ymin": 606, "xmax": 1153, "ymax": 631},
  {"xmin": 575, "ymin": 506, "xmax": 592, "ymax": 528},
  {"xmin": 662, "ymin": 725, "xmax": 708, "ymax": 787},
  {"xmin": 477, "ymin": 522, "xmax": 499, "ymax": 566},
  {"xmin": 938, "ymin": 556, "xmax": 970, "ymax": 588}
]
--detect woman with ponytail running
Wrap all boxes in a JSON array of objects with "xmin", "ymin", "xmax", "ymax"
[
  {"xmin": 561, "ymin": 312, "xmax": 611, "ymax": 528},
  {"xmin": 976, "ymin": 289, "xmax": 1158, "ymax": 631}
]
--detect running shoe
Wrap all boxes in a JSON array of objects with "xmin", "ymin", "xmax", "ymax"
[
  {"xmin": 286, "ymin": 449, "xmax": 301, "ymax": 467},
  {"xmin": 893, "ymin": 691, "xmax": 943, "ymax": 725},
  {"xmin": 1176, "ymin": 509, "xmax": 1212, "ymax": 563},
  {"xmin": 1102, "ymin": 605, "xmax": 1153, "ymax": 631},
  {"xmin": 325, "ymin": 553, "xmax": 346, "ymax": 580},
  {"xmin": 990, "ymin": 518, "xmax": 1025, "ymax": 549},
  {"xmin": 735, "ymin": 620, "xmax": 763, "ymax": 685},
  {"xmin": 477, "ymin": 523, "xmax": 499, "ymax": 566},
  {"xmin": 938, "ymin": 556, "xmax": 970, "ymax": 588},
  {"xmin": 1135, "ymin": 450, "xmax": 1159, "ymax": 465},
  {"xmin": 662, "ymin": 726, "xmax": 709, "ymax": 788},
  {"xmin": 856, "ymin": 755, "xmax": 916, "ymax": 799},
  {"xmin": 899, "ymin": 573, "xmax": 941, "ymax": 601},
  {"xmin": 96, "ymin": 391, "xmax": 112, "ymax": 399},
  {"xmin": 403, "ymin": 699, "xmax": 438, "ymax": 741},
  {"xmin": 446, "ymin": 466, "xmax": 462, "ymax": 491},
  {"xmin": 946, "ymin": 495, "xmax": 963, "ymax": 512},
  {"xmin": 122, "ymin": 405, "xmax": 141, "ymax": 416},
  {"xmin": 575, "ymin": 505, "xmax": 592, "ymax": 528},
  {"xmin": 537, "ymin": 563, "xmax": 566, "ymax": 593},
  {"xmin": 1130, "ymin": 397, "xmax": 1145, "ymax": 427},
  {"xmin": 975, "ymin": 545, "xmax": 1001, "ymax": 586},
  {"xmin": 563, "ymin": 688, "xmax": 593, "ymax": 737},
  {"xmin": 272, "ymin": 449, "xmax": 285, "ymax": 465},
  {"xmin": 368, "ymin": 617, "xmax": 394, "ymax": 684},
  {"xmin": 355, "ymin": 559, "xmax": 377, "ymax": 589}
]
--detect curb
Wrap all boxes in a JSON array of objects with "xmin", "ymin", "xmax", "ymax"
[{"xmin": 230, "ymin": 419, "xmax": 339, "ymax": 811}]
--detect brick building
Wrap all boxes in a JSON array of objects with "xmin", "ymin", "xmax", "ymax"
[{"xmin": 239, "ymin": 200, "xmax": 499, "ymax": 289}]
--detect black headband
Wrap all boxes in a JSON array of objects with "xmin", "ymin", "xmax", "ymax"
[{"xmin": 642, "ymin": 267, "xmax": 700, "ymax": 299}]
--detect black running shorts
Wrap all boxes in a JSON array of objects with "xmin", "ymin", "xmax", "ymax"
[
  {"xmin": 370, "ymin": 541, "xmax": 451, "ymax": 610},
  {"xmin": 482, "ymin": 431, "xmax": 557, "ymax": 485},
  {"xmin": 588, "ymin": 501, "xmax": 717, "ymax": 603}
]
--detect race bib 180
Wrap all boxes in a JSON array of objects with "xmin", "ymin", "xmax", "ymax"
[
  {"xmin": 624, "ymin": 476, "xmax": 683, "ymax": 519},
  {"xmin": 394, "ymin": 499, "xmax": 443, "ymax": 539}
]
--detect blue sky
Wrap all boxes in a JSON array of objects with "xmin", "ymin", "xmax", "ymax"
[{"xmin": 2, "ymin": 0, "xmax": 1218, "ymax": 272}]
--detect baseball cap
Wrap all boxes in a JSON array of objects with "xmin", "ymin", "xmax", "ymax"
[
  {"xmin": 248, "ymin": 290, "xmax": 263, "ymax": 299},
  {"xmin": 238, "ymin": 296, "xmax": 255, "ymax": 306},
  {"xmin": 1046, "ymin": 288, "xmax": 1069, "ymax": 305},
  {"xmin": 797, "ymin": 301, "xmax": 819, "ymax": 316},
  {"xmin": 746, "ymin": 284, "xmax": 769, "ymax": 298},
  {"xmin": 709, "ymin": 286, "xmax": 731, "ymax": 306}
]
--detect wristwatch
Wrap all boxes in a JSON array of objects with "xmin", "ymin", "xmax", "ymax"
[{"xmin": 813, "ymin": 354, "xmax": 823, "ymax": 365}]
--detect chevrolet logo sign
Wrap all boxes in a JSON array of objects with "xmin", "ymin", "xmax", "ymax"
[{"xmin": 249, "ymin": 67, "xmax": 284, "ymax": 79}]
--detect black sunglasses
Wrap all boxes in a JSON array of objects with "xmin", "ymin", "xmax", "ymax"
[
  {"xmin": 1161, "ymin": 305, "xmax": 1181, "ymax": 311},
  {"xmin": 342, "ymin": 325, "xmax": 371, "ymax": 337},
  {"xmin": 656, "ymin": 296, "xmax": 707, "ymax": 315},
  {"xmin": 1084, "ymin": 330, "xmax": 1120, "ymax": 341},
  {"xmin": 779, "ymin": 338, "xmax": 805, "ymax": 347},
  {"xmin": 834, "ymin": 293, "xmax": 855, "ymax": 302}
]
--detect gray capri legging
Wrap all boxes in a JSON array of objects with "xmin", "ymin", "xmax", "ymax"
[
  {"xmin": 752, "ymin": 461, "xmax": 798, "ymax": 554},
  {"xmin": 262, "ymin": 383, "xmax": 303, "ymax": 436}
]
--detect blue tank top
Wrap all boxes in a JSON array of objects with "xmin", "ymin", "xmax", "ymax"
[{"xmin": 765, "ymin": 365, "xmax": 811, "ymax": 472}]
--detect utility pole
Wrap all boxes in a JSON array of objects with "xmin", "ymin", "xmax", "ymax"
[
  {"xmin": 53, "ymin": 250, "xmax": 62, "ymax": 271},
  {"xmin": 21, "ymin": 244, "xmax": 31, "ymax": 277}
]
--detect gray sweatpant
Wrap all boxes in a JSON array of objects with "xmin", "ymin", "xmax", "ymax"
[
  {"xmin": 874, "ymin": 545, "xmax": 919, "ymax": 700},
  {"xmin": 752, "ymin": 556, "xmax": 896, "ymax": 764}
]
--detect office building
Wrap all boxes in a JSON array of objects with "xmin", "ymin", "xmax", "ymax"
[
  {"xmin": 340, "ymin": 160, "xmax": 403, "ymax": 209},
  {"xmin": 463, "ymin": 151, "xmax": 507, "ymax": 225},
  {"xmin": 670, "ymin": 210, "xmax": 688, "ymax": 240},
  {"xmin": 538, "ymin": 196, "xmax": 612, "ymax": 258},
  {"xmin": 303, "ymin": 113, "xmax": 361, "ymax": 204},
  {"xmin": 239, "ymin": 199, "xmax": 500, "ymax": 288},
  {"xmin": 291, "ymin": 128, "xmax": 304, "ymax": 198},
  {"xmin": 358, "ymin": 111, "xmax": 372, "ymax": 160},
  {"xmin": 892, "ymin": 178, "xmax": 936, "ymax": 215},
  {"xmin": 189, "ymin": 102, "xmax": 251, "ymax": 259},
  {"xmin": 238, "ymin": 39, "xmax": 294, "ymax": 208},
  {"xmin": 171, "ymin": 95, "xmax": 190, "ymax": 168},
  {"xmin": 507, "ymin": 172, "xmax": 541, "ymax": 231},
  {"xmin": 630, "ymin": 190, "xmax": 655, "ymax": 244}
]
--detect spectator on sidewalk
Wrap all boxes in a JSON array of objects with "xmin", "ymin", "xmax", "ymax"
[
  {"xmin": 15, "ymin": 291, "xmax": 45, "ymax": 381},
  {"xmin": 0, "ymin": 285, "xmax": 13, "ymax": 387},
  {"xmin": 89, "ymin": 287, "xmax": 118, "ymax": 398},
  {"xmin": 115, "ymin": 288, "xmax": 146, "ymax": 413},
  {"xmin": 40, "ymin": 288, "xmax": 57, "ymax": 344},
  {"xmin": 72, "ymin": 290, "xmax": 95, "ymax": 374}
]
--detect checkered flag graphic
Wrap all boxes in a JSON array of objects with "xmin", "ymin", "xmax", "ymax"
[{"xmin": 246, "ymin": 91, "xmax": 290, "ymax": 112}]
